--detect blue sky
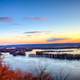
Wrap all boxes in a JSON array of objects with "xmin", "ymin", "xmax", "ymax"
[{"xmin": 0, "ymin": 0, "xmax": 80, "ymax": 44}]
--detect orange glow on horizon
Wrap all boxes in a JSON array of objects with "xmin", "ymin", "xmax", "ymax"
[
  {"xmin": 0, "ymin": 33, "xmax": 80, "ymax": 45},
  {"xmin": 0, "ymin": 38, "xmax": 80, "ymax": 45}
]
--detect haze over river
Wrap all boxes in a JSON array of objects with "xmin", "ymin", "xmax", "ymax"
[{"xmin": 2, "ymin": 48, "xmax": 80, "ymax": 80}]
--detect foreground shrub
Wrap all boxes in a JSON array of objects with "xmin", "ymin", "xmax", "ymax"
[{"xmin": 0, "ymin": 58, "xmax": 53, "ymax": 80}]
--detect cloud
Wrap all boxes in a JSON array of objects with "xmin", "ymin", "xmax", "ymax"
[
  {"xmin": 0, "ymin": 16, "xmax": 48, "ymax": 24},
  {"xmin": 47, "ymin": 38, "xmax": 69, "ymax": 42},
  {"xmin": 24, "ymin": 31, "xmax": 50, "ymax": 37},
  {"xmin": 0, "ymin": 17, "xmax": 12, "ymax": 23},
  {"xmin": 24, "ymin": 31, "xmax": 50, "ymax": 35},
  {"xmin": 24, "ymin": 31, "xmax": 42, "ymax": 34},
  {"xmin": 24, "ymin": 17, "xmax": 48, "ymax": 21}
]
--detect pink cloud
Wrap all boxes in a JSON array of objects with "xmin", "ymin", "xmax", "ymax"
[
  {"xmin": 0, "ymin": 17, "xmax": 13, "ymax": 23},
  {"xmin": 47, "ymin": 38, "xmax": 69, "ymax": 42},
  {"xmin": 24, "ymin": 16, "xmax": 48, "ymax": 21}
]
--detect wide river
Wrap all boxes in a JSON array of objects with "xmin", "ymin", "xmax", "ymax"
[{"xmin": 1, "ymin": 50, "xmax": 80, "ymax": 80}]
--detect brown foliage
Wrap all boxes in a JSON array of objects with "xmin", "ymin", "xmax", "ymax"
[
  {"xmin": 0, "ymin": 65, "xmax": 37, "ymax": 80},
  {"xmin": 0, "ymin": 58, "xmax": 53, "ymax": 80}
]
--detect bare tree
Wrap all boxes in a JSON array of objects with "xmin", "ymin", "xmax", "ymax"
[
  {"xmin": 54, "ymin": 68, "xmax": 70, "ymax": 80},
  {"xmin": 32, "ymin": 59, "xmax": 54, "ymax": 80}
]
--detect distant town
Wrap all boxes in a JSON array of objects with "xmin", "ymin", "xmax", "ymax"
[{"xmin": 0, "ymin": 43, "xmax": 80, "ymax": 60}]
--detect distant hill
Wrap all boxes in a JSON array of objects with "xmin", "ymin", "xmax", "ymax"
[{"xmin": 0, "ymin": 43, "xmax": 80, "ymax": 49}]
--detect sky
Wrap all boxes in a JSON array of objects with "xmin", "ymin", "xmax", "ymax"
[{"xmin": 0, "ymin": 0, "xmax": 80, "ymax": 45}]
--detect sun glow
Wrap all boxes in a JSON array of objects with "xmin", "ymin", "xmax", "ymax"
[{"xmin": 0, "ymin": 32, "xmax": 80, "ymax": 45}]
